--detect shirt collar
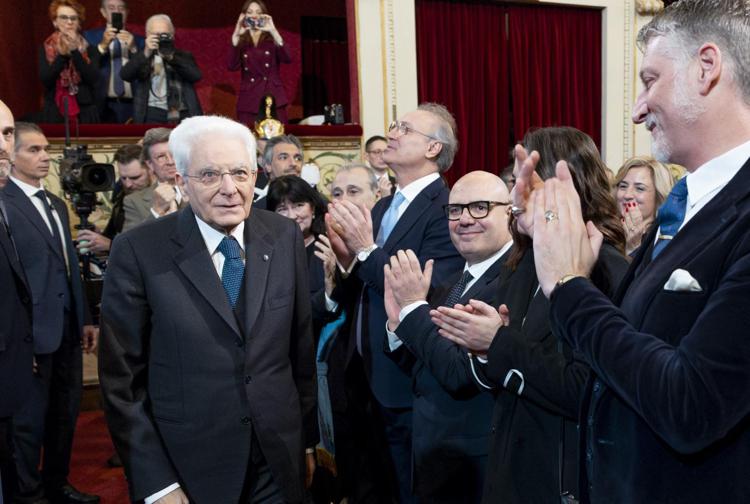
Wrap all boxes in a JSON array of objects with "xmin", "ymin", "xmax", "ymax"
[
  {"xmin": 194, "ymin": 215, "xmax": 245, "ymax": 255},
  {"xmin": 464, "ymin": 239, "xmax": 513, "ymax": 279},
  {"xmin": 395, "ymin": 172, "xmax": 440, "ymax": 204},
  {"xmin": 9, "ymin": 175, "xmax": 44, "ymax": 196},
  {"xmin": 686, "ymin": 139, "xmax": 750, "ymax": 209}
]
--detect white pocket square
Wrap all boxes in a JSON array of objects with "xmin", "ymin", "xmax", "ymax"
[{"xmin": 664, "ymin": 268, "xmax": 703, "ymax": 292}]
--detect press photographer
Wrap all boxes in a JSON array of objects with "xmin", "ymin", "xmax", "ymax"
[
  {"xmin": 120, "ymin": 14, "xmax": 202, "ymax": 124},
  {"xmin": 74, "ymin": 144, "xmax": 150, "ymax": 255}
]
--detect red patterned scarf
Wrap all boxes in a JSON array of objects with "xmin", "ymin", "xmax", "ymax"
[{"xmin": 44, "ymin": 31, "xmax": 90, "ymax": 119}]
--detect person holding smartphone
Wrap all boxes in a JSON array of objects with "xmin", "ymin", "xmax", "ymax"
[
  {"xmin": 83, "ymin": 0, "xmax": 144, "ymax": 123},
  {"xmin": 228, "ymin": 1, "xmax": 291, "ymax": 125}
]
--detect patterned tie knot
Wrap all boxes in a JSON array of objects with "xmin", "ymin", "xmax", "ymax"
[
  {"xmin": 443, "ymin": 270, "xmax": 474, "ymax": 307},
  {"xmin": 217, "ymin": 236, "xmax": 242, "ymax": 259},
  {"xmin": 652, "ymin": 177, "xmax": 688, "ymax": 259}
]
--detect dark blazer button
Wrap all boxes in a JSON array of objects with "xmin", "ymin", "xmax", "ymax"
[
  {"xmin": 241, "ymin": 416, "xmax": 251, "ymax": 425},
  {"xmin": 244, "ymin": 375, "xmax": 252, "ymax": 384},
  {"xmin": 236, "ymin": 339, "xmax": 244, "ymax": 347},
  {"xmin": 58, "ymin": 293, "xmax": 65, "ymax": 298},
  {"xmin": 24, "ymin": 336, "xmax": 32, "ymax": 343}
]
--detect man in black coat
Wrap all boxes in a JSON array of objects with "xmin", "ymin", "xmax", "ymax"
[
  {"xmin": 528, "ymin": 1, "xmax": 750, "ymax": 501},
  {"xmin": 2, "ymin": 121, "xmax": 99, "ymax": 504},
  {"xmin": 0, "ymin": 100, "xmax": 33, "ymax": 502},
  {"xmin": 99, "ymin": 115, "xmax": 317, "ymax": 504},
  {"xmin": 120, "ymin": 14, "xmax": 202, "ymax": 124},
  {"xmin": 383, "ymin": 171, "xmax": 513, "ymax": 503}
]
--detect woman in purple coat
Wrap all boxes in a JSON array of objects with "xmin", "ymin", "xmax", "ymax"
[{"xmin": 229, "ymin": 0, "xmax": 291, "ymax": 125}]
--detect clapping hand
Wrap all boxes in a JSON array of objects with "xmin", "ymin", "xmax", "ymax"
[
  {"xmin": 511, "ymin": 144, "xmax": 544, "ymax": 237},
  {"xmin": 431, "ymin": 301, "xmax": 509, "ymax": 354},
  {"xmin": 383, "ymin": 250, "xmax": 433, "ymax": 331}
]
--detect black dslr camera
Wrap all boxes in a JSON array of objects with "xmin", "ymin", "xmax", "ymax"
[
  {"xmin": 157, "ymin": 33, "xmax": 175, "ymax": 58},
  {"xmin": 60, "ymin": 145, "xmax": 115, "ymax": 223}
]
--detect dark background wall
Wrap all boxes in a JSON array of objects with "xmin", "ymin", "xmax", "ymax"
[{"xmin": 0, "ymin": 0, "xmax": 347, "ymax": 119}]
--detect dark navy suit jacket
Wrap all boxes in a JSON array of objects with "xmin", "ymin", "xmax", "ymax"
[
  {"xmin": 355, "ymin": 176, "xmax": 463, "ymax": 408},
  {"xmin": 1, "ymin": 181, "xmax": 88, "ymax": 354},
  {"xmin": 0, "ymin": 196, "xmax": 33, "ymax": 417},
  {"xmin": 551, "ymin": 157, "xmax": 750, "ymax": 503},
  {"xmin": 389, "ymin": 254, "xmax": 507, "ymax": 501}
]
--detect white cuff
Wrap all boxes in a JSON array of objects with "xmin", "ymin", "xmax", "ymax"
[
  {"xmin": 150, "ymin": 207, "xmax": 161, "ymax": 219},
  {"xmin": 386, "ymin": 321, "xmax": 403, "ymax": 352},
  {"xmin": 398, "ymin": 301, "xmax": 428, "ymax": 322},
  {"xmin": 324, "ymin": 293, "xmax": 339, "ymax": 312},
  {"xmin": 145, "ymin": 483, "xmax": 181, "ymax": 504}
]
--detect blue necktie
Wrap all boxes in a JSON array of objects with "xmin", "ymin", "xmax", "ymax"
[
  {"xmin": 112, "ymin": 38, "xmax": 125, "ymax": 97},
  {"xmin": 376, "ymin": 191, "xmax": 406, "ymax": 247},
  {"xmin": 652, "ymin": 177, "xmax": 688, "ymax": 259},
  {"xmin": 217, "ymin": 236, "xmax": 244, "ymax": 308}
]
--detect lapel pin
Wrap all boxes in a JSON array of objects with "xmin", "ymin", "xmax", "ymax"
[{"xmin": 263, "ymin": 254, "xmax": 269, "ymax": 261}]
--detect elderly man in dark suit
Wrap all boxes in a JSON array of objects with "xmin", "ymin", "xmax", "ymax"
[
  {"xmin": 99, "ymin": 115, "xmax": 317, "ymax": 504},
  {"xmin": 382, "ymin": 171, "xmax": 513, "ymax": 503},
  {"xmin": 0, "ymin": 100, "xmax": 34, "ymax": 502},
  {"xmin": 120, "ymin": 14, "xmax": 202, "ymax": 124},
  {"xmin": 327, "ymin": 103, "xmax": 463, "ymax": 503},
  {"xmin": 524, "ymin": 0, "xmax": 750, "ymax": 502},
  {"xmin": 2, "ymin": 121, "xmax": 98, "ymax": 504},
  {"xmin": 83, "ymin": 0, "xmax": 145, "ymax": 123}
]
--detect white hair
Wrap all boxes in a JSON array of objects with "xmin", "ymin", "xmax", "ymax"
[
  {"xmin": 146, "ymin": 14, "xmax": 174, "ymax": 34},
  {"xmin": 168, "ymin": 115, "xmax": 257, "ymax": 176}
]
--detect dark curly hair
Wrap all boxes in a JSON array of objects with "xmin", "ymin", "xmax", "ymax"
[
  {"xmin": 507, "ymin": 126, "xmax": 626, "ymax": 269},
  {"xmin": 266, "ymin": 175, "xmax": 328, "ymax": 238}
]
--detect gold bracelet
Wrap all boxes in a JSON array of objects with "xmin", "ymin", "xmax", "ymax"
[{"xmin": 550, "ymin": 274, "xmax": 582, "ymax": 299}]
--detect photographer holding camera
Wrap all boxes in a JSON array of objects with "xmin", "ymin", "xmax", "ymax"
[
  {"xmin": 228, "ymin": 1, "xmax": 291, "ymax": 125},
  {"xmin": 83, "ymin": 0, "xmax": 144, "ymax": 123},
  {"xmin": 121, "ymin": 14, "xmax": 202, "ymax": 124}
]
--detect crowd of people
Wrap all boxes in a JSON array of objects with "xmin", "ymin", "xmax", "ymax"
[
  {"xmin": 2, "ymin": 0, "xmax": 750, "ymax": 503},
  {"xmin": 35, "ymin": 0, "xmax": 290, "ymax": 126}
]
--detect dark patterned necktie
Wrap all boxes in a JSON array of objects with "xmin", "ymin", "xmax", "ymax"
[
  {"xmin": 217, "ymin": 236, "xmax": 244, "ymax": 308},
  {"xmin": 112, "ymin": 38, "xmax": 125, "ymax": 97},
  {"xmin": 34, "ymin": 190, "xmax": 64, "ymax": 257},
  {"xmin": 652, "ymin": 177, "xmax": 688, "ymax": 259},
  {"xmin": 443, "ymin": 270, "xmax": 473, "ymax": 307}
]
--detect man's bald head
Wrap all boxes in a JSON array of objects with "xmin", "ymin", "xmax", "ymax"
[
  {"xmin": 447, "ymin": 171, "xmax": 512, "ymax": 265},
  {"xmin": 0, "ymin": 100, "xmax": 15, "ymax": 188}
]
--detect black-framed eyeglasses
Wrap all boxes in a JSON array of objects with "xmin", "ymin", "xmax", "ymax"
[
  {"xmin": 388, "ymin": 121, "xmax": 440, "ymax": 142},
  {"xmin": 184, "ymin": 167, "xmax": 255, "ymax": 187},
  {"xmin": 443, "ymin": 201, "xmax": 511, "ymax": 220}
]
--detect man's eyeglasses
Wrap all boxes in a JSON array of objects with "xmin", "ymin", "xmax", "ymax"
[
  {"xmin": 388, "ymin": 121, "xmax": 440, "ymax": 141},
  {"xmin": 443, "ymin": 201, "xmax": 511, "ymax": 221},
  {"xmin": 57, "ymin": 14, "xmax": 79, "ymax": 22},
  {"xmin": 184, "ymin": 168, "xmax": 255, "ymax": 187}
]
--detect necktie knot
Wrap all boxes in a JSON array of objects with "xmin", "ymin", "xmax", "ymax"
[
  {"xmin": 652, "ymin": 177, "xmax": 688, "ymax": 259},
  {"xmin": 217, "ymin": 236, "xmax": 242, "ymax": 259}
]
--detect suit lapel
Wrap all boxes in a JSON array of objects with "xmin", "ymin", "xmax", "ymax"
[
  {"xmin": 3, "ymin": 181, "xmax": 65, "ymax": 262},
  {"xmin": 382, "ymin": 178, "xmax": 445, "ymax": 251},
  {"xmin": 172, "ymin": 208, "xmax": 242, "ymax": 337},
  {"xmin": 460, "ymin": 255, "xmax": 504, "ymax": 302},
  {"xmin": 240, "ymin": 212, "xmax": 274, "ymax": 337}
]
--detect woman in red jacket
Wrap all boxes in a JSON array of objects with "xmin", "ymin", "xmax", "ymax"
[{"xmin": 228, "ymin": 0, "xmax": 291, "ymax": 125}]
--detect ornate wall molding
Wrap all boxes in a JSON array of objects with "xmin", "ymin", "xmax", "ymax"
[
  {"xmin": 635, "ymin": 0, "xmax": 664, "ymax": 15},
  {"xmin": 623, "ymin": 0, "xmax": 635, "ymax": 159}
]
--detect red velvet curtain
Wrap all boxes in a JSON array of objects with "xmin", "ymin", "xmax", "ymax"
[
  {"xmin": 507, "ymin": 4, "xmax": 602, "ymax": 147},
  {"xmin": 416, "ymin": 1, "xmax": 602, "ymax": 186},
  {"xmin": 301, "ymin": 16, "xmax": 351, "ymax": 121},
  {"xmin": 416, "ymin": 0, "xmax": 510, "ymax": 187}
]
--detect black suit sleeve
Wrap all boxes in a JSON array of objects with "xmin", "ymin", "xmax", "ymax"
[
  {"xmin": 99, "ymin": 234, "xmax": 180, "ymax": 500},
  {"xmin": 393, "ymin": 304, "xmax": 480, "ymax": 397},
  {"xmin": 120, "ymin": 50, "xmax": 151, "ymax": 82},
  {"xmin": 290, "ymin": 227, "xmax": 319, "ymax": 449},
  {"xmin": 168, "ymin": 51, "xmax": 202, "ymax": 83}
]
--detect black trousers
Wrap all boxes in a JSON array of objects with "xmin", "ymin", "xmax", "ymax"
[
  {"xmin": 11, "ymin": 313, "xmax": 82, "ymax": 501},
  {"xmin": 238, "ymin": 432, "xmax": 285, "ymax": 504}
]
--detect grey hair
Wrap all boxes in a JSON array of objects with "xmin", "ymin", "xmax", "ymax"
[
  {"xmin": 637, "ymin": 0, "xmax": 750, "ymax": 103},
  {"xmin": 335, "ymin": 163, "xmax": 379, "ymax": 192},
  {"xmin": 168, "ymin": 115, "xmax": 257, "ymax": 176},
  {"xmin": 146, "ymin": 14, "xmax": 174, "ymax": 34},
  {"xmin": 101, "ymin": 0, "xmax": 127, "ymax": 8},
  {"xmin": 262, "ymin": 134, "xmax": 303, "ymax": 168},
  {"xmin": 141, "ymin": 127, "xmax": 171, "ymax": 162},
  {"xmin": 417, "ymin": 102, "xmax": 458, "ymax": 173}
]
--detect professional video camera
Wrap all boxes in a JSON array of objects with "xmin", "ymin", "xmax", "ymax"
[{"xmin": 59, "ymin": 144, "xmax": 115, "ymax": 224}]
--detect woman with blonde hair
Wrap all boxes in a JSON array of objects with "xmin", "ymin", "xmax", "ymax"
[{"xmin": 613, "ymin": 155, "xmax": 675, "ymax": 255}]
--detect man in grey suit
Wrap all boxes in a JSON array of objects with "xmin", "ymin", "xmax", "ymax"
[
  {"xmin": 122, "ymin": 127, "xmax": 187, "ymax": 231},
  {"xmin": 100, "ymin": 115, "xmax": 317, "ymax": 504}
]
